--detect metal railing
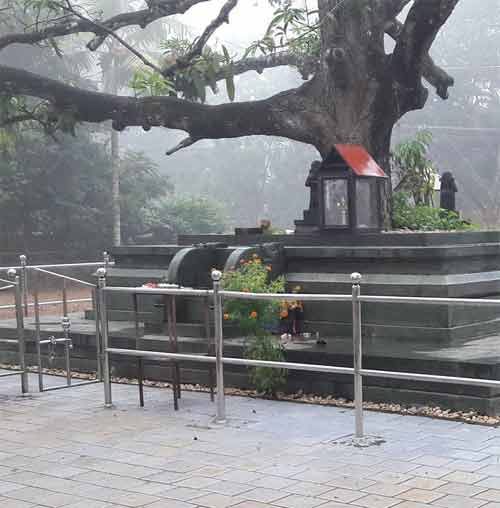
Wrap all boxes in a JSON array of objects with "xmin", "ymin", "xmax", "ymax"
[
  {"xmin": 0, "ymin": 254, "xmax": 110, "ymax": 393},
  {"xmin": 95, "ymin": 268, "xmax": 500, "ymax": 438},
  {"xmin": 0, "ymin": 251, "xmax": 113, "ymax": 317},
  {"xmin": 0, "ymin": 269, "xmax": 28, "ymax": 393}
]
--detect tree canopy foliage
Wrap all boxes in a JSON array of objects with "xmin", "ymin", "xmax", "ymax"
[{"xmin": 0, "ymin": 0, "xmax": 461, "ymax": 170}]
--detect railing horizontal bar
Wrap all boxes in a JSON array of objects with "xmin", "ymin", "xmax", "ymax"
[
  {"xmin": 0, "ymin": 277, "xmax": 16, "ymax": 286},
  {"xmin": 222, "ymin": 357, "xmax": 355, "ymax": 375},
  {"xmin": 39, "ymin": 338, "xmax": 71, "ymax": 345},
  {"xmin": 33, "ymin": 267, "xmax": 95, "ymax": 287},
  {"xmin": 107, "ymin": 348, "xmax": 216, "ymax": 363},
  {"xmin": 360, "ymin": 295, "xmax": 500, "ymax": 306},
  {"xmin": 0, "ymin": 339, "xmax": 19, "ymax": 344},
  {"xmin": 41, "ymin": 380, "xmax": 100, "ymax": 392},
  {"xmin": 0, "ymin": 297, "xmax": 92, "ymax": 311},
  {"xmin": 0, "ymin": 370, "xmax": 24, "ymax": 377},
  {"xmin": 0, "ymin": 261, "xmax": 113, "ymax": 271},
  {"xmin": 361, "ymin": 368, "xmax": 500, "ymax": 388},
  {"xmin": 0, "ymin": 285, "xmax": 14, "ymax": 292},
  {"xmin": 104, "ymin": 287, "xmax": 212, "ymax": 297},
  {"xmin": 221, "ymin": 290, "xmax": 352, "ymax": 302},
  {"xmin": 107, "ymin": 348, "xmax": 355, "ymax": 375}
]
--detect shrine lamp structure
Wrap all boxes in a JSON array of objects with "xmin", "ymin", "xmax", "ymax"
[{"xmin": 296, "ymin": 144, "xmax": 388, "ymax": 234}]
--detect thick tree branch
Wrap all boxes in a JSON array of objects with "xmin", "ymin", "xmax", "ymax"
[
  {"xmin": 386, "ymin": 19, "xmax": 454, "ymax": 99},
  {"xmin": 0, "ymin": 0, "xmax": 209, "ymax": 52},
  {"xmin": 392, "ymin": 0, "xmax": 459, "ymax": 83},
  {"xmin": 0, "ymin": 64, "xmax": 328, "ymax": 152},
  {"xmin": 163, "ymin": 0, "xmax": 239, "ymax": 78},
  {"xmin": 391, "ymin": 0, "xmax": 460, "ymax": 110},
  {"xmin": 383, "ymin": 0, "xmax": 412, "ymax": 21},
  {"xmin": 57, "ymin": 1, "xmax": 164, "ymax": 76},
  {"xmin": 217, "ymin": 52, "xmax": 319, "ymax": 81}
]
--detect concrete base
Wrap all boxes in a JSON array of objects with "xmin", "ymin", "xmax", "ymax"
[{"xmin": 106, "ymin": 232, "xmax": 500, "ymax": 344}]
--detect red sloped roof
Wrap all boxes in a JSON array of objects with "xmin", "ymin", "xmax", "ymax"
[{"xmin": 335, "ymin": 144, "xmax": 387, "ymax": 178}]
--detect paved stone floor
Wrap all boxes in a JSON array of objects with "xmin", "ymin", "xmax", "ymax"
[{"xmin": 0, "ymin": 372, "xmax": 499, "ymax": 508}]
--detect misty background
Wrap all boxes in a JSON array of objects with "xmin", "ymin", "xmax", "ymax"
[{"xmin": 1, "ymin": 0, "xmax": 499, "ymax": 257}]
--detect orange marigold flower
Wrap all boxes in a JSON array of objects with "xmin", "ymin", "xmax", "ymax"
[
  {"xmin": 280, "ymin": 310, "xmax": 289, "ymax": 319},
  {"xmin": 252, "ymin": 253, "xmax": 259, "ymax": 259},
  {"xmin": 266, "ymin": 265, "xmax": 272, "ymax": 271},
  {"xmin": 224, "ymin": 313, "xmax": 230, "ymax": 321},
  {"xmin": 250, "ymin": 311, "xmax": 258, "ymax": 319},
  {"xmin": 254, "ymin": 258, "xmax": 262, "ymax": 264},
  {"xmin": 243, "ymin": 288, "xmax": 250, "ymax": 292}
]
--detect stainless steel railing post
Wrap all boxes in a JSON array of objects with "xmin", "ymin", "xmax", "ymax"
[
  {"xmin": 92, "ymin": 288, "xmax": 102, "ymax": 381},
  {"xmin": 62, "ymin": 316, "xmax": 72, "ymax": 386},
  {"xmin": 97, "ymin": 268, "xmax": 112, "ymax": 407},
  {"xmin": 212, "ymin": 270, "xmax": 226, "ymax": 423},
  {"xmin": 33, "ymin": 271, "xmax": 44, "ymax": 392},
  {"xmin": 10, "ymin": 269, "xmax": 28, "ymax": 394},
  {"xmin": 62, "ymin": 279, "xmax": 68, "ymax": 318},
  {"xmin": 19, "ymin": 255, "xmax": 28, "ymax": 318},
  {"xmin": 351, "ymin": 272, "xmax": 364, "ymax": 439}
]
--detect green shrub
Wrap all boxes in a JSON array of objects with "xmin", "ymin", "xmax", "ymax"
[
  {"xmin": 246, "ymin": 335, "xmax": 287, "ymax": 396},
  {"xmin": 222, "ymin": 256, "xmax": 287, "ymax": 395},
  {"xmin": 392, "ymin": 192, "xmax": 477, "ymax": 231},
  {"xmin": 222, "ymin": 255, "xmax": 285, "ymax": 335}
]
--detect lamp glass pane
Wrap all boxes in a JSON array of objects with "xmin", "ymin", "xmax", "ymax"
[
  {"xmin": 323, "ymin": 178, "xmax": 349, "ymax": 226},
  {"xmin": 356, "ymin": 179, "xmax": 378, "ymax": 228}
]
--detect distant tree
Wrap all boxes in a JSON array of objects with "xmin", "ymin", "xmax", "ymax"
[
  {"xmin": 143, "ymin": 195, "xmax": 228, "ymax": 236},
  {"xmin": 0, "ymin": 128, "xmax": 169, "ymax": 252}
]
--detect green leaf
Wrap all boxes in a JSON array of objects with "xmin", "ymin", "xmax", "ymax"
[
  {"xmin": 226, "ymin": 73, "xmax": 235, "ymax": 102},
  {"xmin": 221, "ymin": 45, "xmax": 231, "ymax": 64},
  {"xmin": 192, "ymin": 73, "xmax": 206, "ymax": 103}
]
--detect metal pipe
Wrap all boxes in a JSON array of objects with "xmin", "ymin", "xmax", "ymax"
[
  {"xmin": 351, "ymin": 273, "xmax": 364, "ymax": 439},
  {"xmin": 220, "ymin": 290, "xmax": 352, "ymax": 302},
  {"xmin": 103, "ymin": 251, "xmax": 110, "ymax": 271},
  {"xmin": 0, "ymin": 339, "xmax": 22, "ymax": 344},
  {"xmin": 92, "ymin": 288, "xmax": 102, "ymax": 381},
  {"xmin": 360, "ymin": 295, "xmax": 500, "ymax": 306},
  {"xmin": 205, "ymin": 296, "xmax": 215, "ymax": 403},
  {"xmin": 12, "ymin": 271, "xmax": 28, "ymax": 394},
  {"xmin": 38, "ymin": 337, "xmax": 72, "ymax": 345},
  {"xmin": 34, "ymin": 267, "xmax": 95, "ymax": 288},
  {"xmin": 33, "ymin": 271, "xmax": 44, "ymax": 392},
  {"xmin": 97, "ymin": 268, "xmax": 112, "ymax": 407},
  {"xmin": 133, "ymin": 293, "xmax": 144, "ymax": 407},
  {"xmin": 20, "ymin": 255, "xmax": 28, "ymax": 317},
  {"xmin": 61, "ymin": 317, "xmax": 72, "ymax": 386},
  {"xmin": 107, "ymin": 348, "xmax": 217, "ymax": 363},
  {"xmin": 105, "ymin": 348, "xmax": 356, "ymax": 376},
  {"xmin": 104, "ymin": 286, "xmax": 212, "ymax": 297},
  {"xmin": 361, "ymin": 368, "xmax": 500, "ymax": 388},
  {"xmin": 0, "ymin": 298, "xmax": 92, "ymax": 310},
  {"xmin": 0, "ymin": 277, "xmax": 15, "ymax": 285},
  {"xmin": 1, "ymin": 261, "xmax": 114, "ymax": 271},
  {"xmin": 0, "ymin": 371, "xmax": 26, "ymax": 378},
  {"xmin": 41, "ymin": 380, "xmax": 100, "ymax": 392},
  {"xmin": 212, "ymin": 270, "xmax": 226, "ymax": 423},
  {"xmin": 62, "ymin": 280, "xmax": 68, "ymax": 318},
  {"xmin": 0, "ymin": 285, "xmax": 15, "ymax": 291}
]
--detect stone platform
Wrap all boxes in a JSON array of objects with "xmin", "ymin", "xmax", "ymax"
[
  {"xmin": 105, "ymin": 231, "xmax": 500, "ymax": 344},
  {"xmin": 0, "ymin": 371, "xmax": 499, "ymax": 508},
  {"xmin": 1, "ymin": 314, "xmax": 500, "ymax": 415}
]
